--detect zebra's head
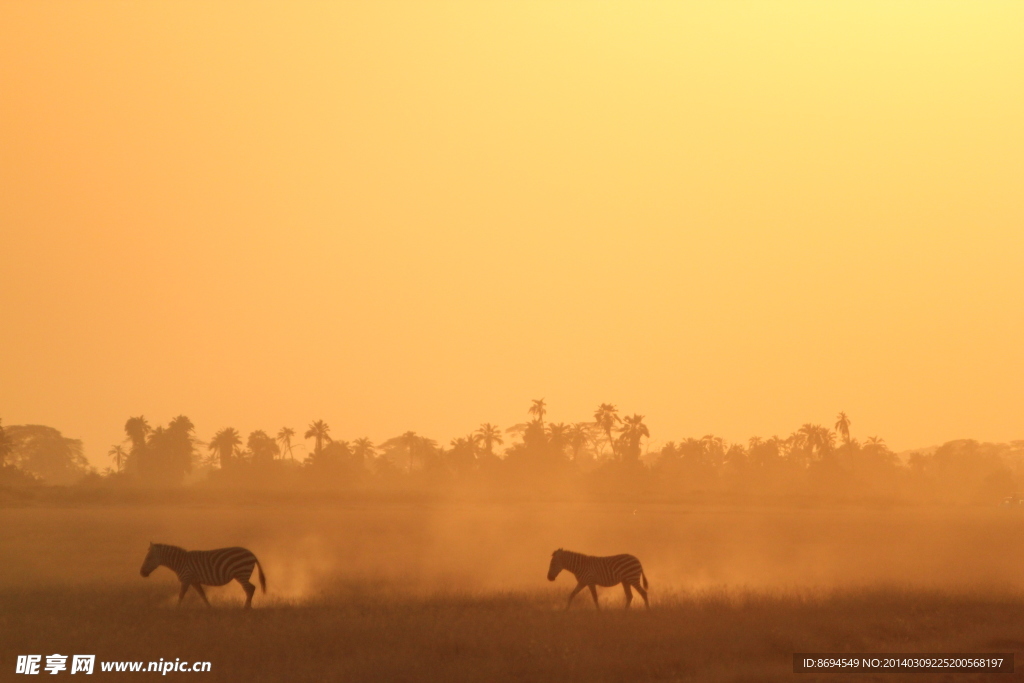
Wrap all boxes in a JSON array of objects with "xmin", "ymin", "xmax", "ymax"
[
  {"xmin": 140, "ymin": 543, "xmax": 160, "ymax": 577},
  {"xmin": 547, "ymin": 549, "xmax": 564, "ymax": 581}
]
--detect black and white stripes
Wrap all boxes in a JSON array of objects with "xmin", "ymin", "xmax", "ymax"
[
  {"xmin": 140, "ymin": 543, "xmax": 266, "ymax": 608},
  {"xmin": 547, "ymin": 548, "xmax": 649, "ymax": 609}
]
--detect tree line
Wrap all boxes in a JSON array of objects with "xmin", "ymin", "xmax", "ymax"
[{"xmin": 3, "ymin": 405, "xmax": 1024, "ymax": 503}]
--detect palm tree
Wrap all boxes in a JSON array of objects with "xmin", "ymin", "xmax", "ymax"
[
  {"xmin": 450, "ymin": 434, "xmax": 481, "ymax": 456},
  {"xmin": 796, "ymin": 424, "xmax": 814, "ymax": 447},
  {"xmin": 447, "ymin": 434, "xmax": 481, "ymax": 474},
  {"xmin": 701, "ymin": 434, "xmax": 725, "ymax": 467},
  {"xmin": 124, "ymin": 416, "xmax": 150, "ymax": 449},
  {"xmin": 304, "ymin": 420, "xmax": 332, "ymax": 457},
  {"xmin": 619, "ymin": 415, "xmax": 650, "ymax": 461},
  {"xmin": 381, "ymin": 430, "xmax": 421, "ymax": 473},
  {"xmin": 817, "ymin": 426, "xmax": 837, "ymax": 457},
  {"xmin": 593, "ymin": 403, "xmax": 620, "ymax": 457},
  {"xmin": 795, "ymin": 423, "xmax": 835, "ymax": 461},
  {"xmin": 724, "ymin": 443, "xmax": 748, "ymax": 469},
  {"xmin": 121, "ymin": 415, "xmax": 151, "ymax": 476},
  {"xmin": 164, "ymin": 415, "xmax": 198, "ymax": 477},
  {"xmin": 521, "ymin": 419, "xmax": 547, "ymax": 450},
  {"xmin": 352, "ymin": 438, "xmax": 376, "ymax": 462},
  {"xmin": 747, "ymin": 436, "xmax": 779, "ymax": 469},
  {"xmin": 568, "ymin": 422, "xmax": 593, "ymax": 462},
  {"xmin": 529, "ymin": 398, "xmax": 547, "ymax": 424},
  {"xmin": 547, "ymin": 422, "xmax": 571, "ymax": 453},
  {"xmin": 107, "ymin": 444, "xmax": 128, "ymax": 473},
  {"xmin": 392, "ymin": 431, "xmax": 438, "ymax": 473},
  {"xmin": 276, "ymin": 427, "xmax": 296, "ymax": 460},
  {"xmin": 208, "ymin": 427, "xmax": 242, "ymax": 469},
  {"xmin": 793, "ymin": 423, "xmax": 818, "ymax": 460},
  {"xmin": 862, "ymin": 435, "xmax": 896, "ymax": 470},
  {"xmin": 169, "ymin": 415, "xmax": 194, "ymax": 435},
  {"xmin": 835, "ymin": 412, "xmax": 852, "ymax": 446},
  {"xmin": 475, "ymin": 423, "xmax": 503, "ymax": 458},
  {"xmin": 248, "ymin": 430, "xmax": 279, "ymax": 464}
]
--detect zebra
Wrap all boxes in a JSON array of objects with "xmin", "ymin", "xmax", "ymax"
[
  {"xmin": 140, "ymin": 543, "xmax": 266, "ymax": 608},
  {"xmin": 547, "ymin": 548, "xmax": 649, "ymax": 609}
]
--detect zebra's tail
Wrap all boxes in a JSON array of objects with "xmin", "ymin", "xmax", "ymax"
[
  {"xmin": 256, "ymin": 559, "xmax": 267, "ymax": 594},
  {"xmin": 641, "ymin": 568, "xmax": 648, "ymax": 590}
]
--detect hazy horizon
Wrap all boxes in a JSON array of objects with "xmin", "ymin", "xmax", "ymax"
[
  {"xmin": 0, "ymin": 409, "xmax": 980, "ymax": 472},
  {"xmin": 3, "ymin": 2, "xmax": 1023, "ymax": 468}
]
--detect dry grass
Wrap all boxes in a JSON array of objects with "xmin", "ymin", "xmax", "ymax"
[
  {"xmin": 3, "ymin": 584, "xmax": 1024, "ymax": 682},
  {"xmin": 3, "ymin": 500, "xmax": 1024, "ymax": 681}
]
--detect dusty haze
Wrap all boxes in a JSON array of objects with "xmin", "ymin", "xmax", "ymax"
[{"xmin": 5, "ymin": 501, "xmax": 1024, "ymax": 602}]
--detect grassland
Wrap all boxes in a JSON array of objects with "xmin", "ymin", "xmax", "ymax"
[
  {"xmin": 4, "ymin": 584, "xmax": 1024, "ymax": 682},
  {"xmin": 3, "ymin": 499, "xmax": 1024, "ymax": 681}
]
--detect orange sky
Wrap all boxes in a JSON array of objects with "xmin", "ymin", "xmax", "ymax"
[{"xmin": 2, "ymin": 2, "xmax": 1022, "ymax": 467}]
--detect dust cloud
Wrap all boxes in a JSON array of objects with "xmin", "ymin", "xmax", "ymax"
[{"xmin": 4, "ymin": 499, "xmax": 1023, "ymax": 605}]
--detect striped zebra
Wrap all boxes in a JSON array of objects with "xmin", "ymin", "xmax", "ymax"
[
  {"xmin": 547, "ymin": 548, "xmax": 649, "ymax": 609},
  {"xmin": 140, "ymin": 543, "xmax": 266, "ymax": 608}
]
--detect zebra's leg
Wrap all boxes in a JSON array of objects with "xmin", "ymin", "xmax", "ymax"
[
  {"xmin": 622, "ymin": 582, "xmax": 633, "ymax": 608},
  {"xmin": 587, "ymin": 584, "xmax": 600, "ymax": 610},
  {"xmin": 192, "ymin": 584, "xmax": 211, "ymax": 607},
  {"xmin": 634, "ymin": 581, "xmax": 649, "ymax": 609},
  {"xmin": 177, "ymin": 582, "xmax": 190, "ymax": 606},
  {"xmin": 566, "ymin": 582, "xmax": 585, "ymax": 609},
  {"xmin": 238, "ymin": 578, "xmax": 256, "ymax": 609}
]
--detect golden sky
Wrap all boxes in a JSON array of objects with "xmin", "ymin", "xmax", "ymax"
[{"xmin": 2, "ymin": 2, "xmax": 1022, "ymax": 466}]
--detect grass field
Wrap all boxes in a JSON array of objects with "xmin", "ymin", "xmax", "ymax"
[
  {"xmin": 3, "ymin": 500, "xmax": 1024, "ymax": 681},
  {"xmin": 4, "ymin": 584, "xmax": 1024, "ymax": 682}
]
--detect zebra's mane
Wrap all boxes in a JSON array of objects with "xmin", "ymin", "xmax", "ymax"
[
  {"xmin": 558, "ymin": 549, "xmax": 588, "ymax": 560},
  {"xmin": 153, "ymin": 543, "xmax": 186, "ymax": 553}
]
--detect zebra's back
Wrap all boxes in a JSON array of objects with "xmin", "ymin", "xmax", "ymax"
[
  {"xmin": 578, "ymin": 553, "xmax": 644, "ymax": 587},
  {"xmin": 185, "ymin": 547, "xmax": 258, "ymax": 586}
]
